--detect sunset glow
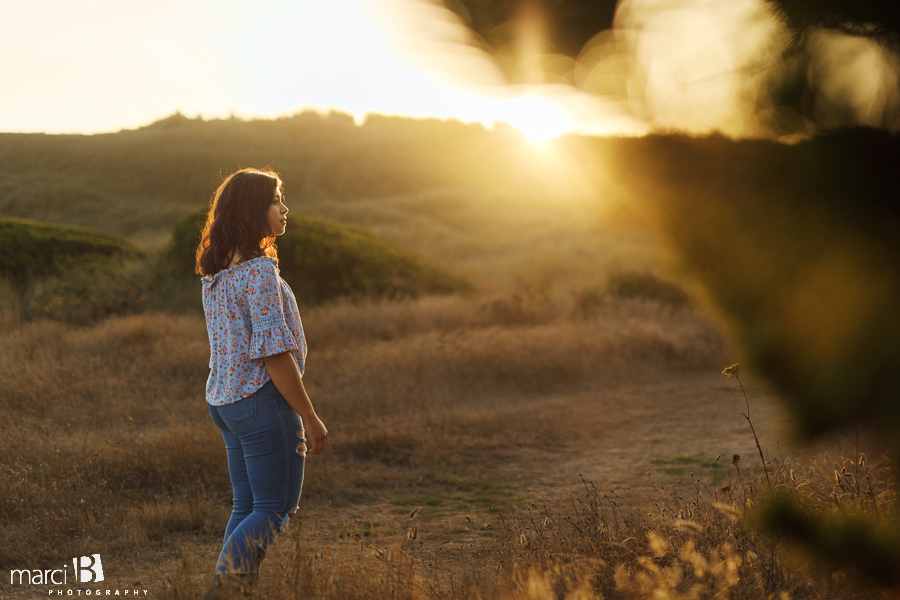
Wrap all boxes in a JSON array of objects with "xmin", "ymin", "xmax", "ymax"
[
  {"xmin": 3, "ymin": 0, "xmax": 899, "ymax": 138},
  {"xmin": 0, "ymin": 0, "xmax": 586, "ymax": 139}
]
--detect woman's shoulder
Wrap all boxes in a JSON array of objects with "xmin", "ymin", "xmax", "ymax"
[
  {"xmin": 209, "ymin": 256, "xmax": 278, "ymax": 277},
  {"xmin": 202, "ymin": 257, "xmax": 280, "ymax": 293},
  {"xmin": 234, "ymin": 255, "xmax": 277, "ymax": 270},
  {"xmin": 242, "ymin": 256, "xmax": 279, "ymax": 280},
  {"xmin": 231, "ymin": 255, "xmax": 274, "ymax": 269}
]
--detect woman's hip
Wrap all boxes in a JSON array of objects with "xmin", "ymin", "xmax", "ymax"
[
  {"xmin": 208, "ymin": 380, "xmax": 305, "ymax": 509},
  {"xmin": 208, "ymin": 380, "xmax": 302, "ymax": 443}
]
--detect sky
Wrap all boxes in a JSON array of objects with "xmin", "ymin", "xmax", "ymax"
[
  {"xmin": 3, "ymin": 0, "xmax": 898, "ymax": 138},
  {"xmin": 0, "ymin": 0, "xmax": 603, "ymax": 139}
]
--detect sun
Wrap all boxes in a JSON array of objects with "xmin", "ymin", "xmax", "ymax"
[{"xmin": 495, "ymin": 94, "xmax": 574, "ymax": 143}]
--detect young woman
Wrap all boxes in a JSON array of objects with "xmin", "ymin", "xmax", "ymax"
[{"xmin": 196, "ymin": 168, "xmax": 328, "ymax": 597}]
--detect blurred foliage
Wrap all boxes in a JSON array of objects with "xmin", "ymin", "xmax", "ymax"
[
  {"xmin": 0, "ymin": 216, "xmax": 140, "ymax": 284},
  {"xmin": 593, "ymin": 127, "xmax": 900, "ymax": 439},
  {"xmin": 170, "ymin": 208, "xmax": 471, "ymax": 304},
  {"xmin": 449, "ymin": 0, "xmax": 900, "ymax": 49},
  {"xmin": 757, "ymin": 491, "xmax": 900, "ymax": 588},
  {"xmin": 572, "ymin": 126, "xmax": 900, "ymax": 586},
  {"xmin": 446, "ymin": 0, "xmax": 618, "ymax": 60},
  {"xmin": 448, "ymin": 0, "xmax": 900, "ymax": 83}
]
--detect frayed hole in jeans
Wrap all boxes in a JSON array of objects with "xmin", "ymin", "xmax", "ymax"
[{"xmin": 295, "ymin": 428, "xmax": 308, "ymax": 456}]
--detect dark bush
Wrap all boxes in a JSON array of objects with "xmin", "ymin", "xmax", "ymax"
[
  {"xmin": 606, "ymin": 271, "xmax": 690, "ymax": 306},
  {"xmin": 0, "ymin": 217, "xmax": 140, "ymax": 284},
  {"xmin": 169, "ymin": 208, "xmax": 471, "ymax": 304},
  {"xmin": 30, "ymin": 265, "xmax": 150, "ymax": 325}
]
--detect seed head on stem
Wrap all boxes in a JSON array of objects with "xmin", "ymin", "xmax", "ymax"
[{"xmin": 723, "ymin": 364, "xmax": 773, "ymax": 492}]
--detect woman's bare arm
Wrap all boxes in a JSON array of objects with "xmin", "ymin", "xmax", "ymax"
[{"xmin": 264, "ymin": 351, "xmax": 328, "ymax": 455}]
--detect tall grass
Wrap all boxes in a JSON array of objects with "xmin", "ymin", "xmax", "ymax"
[
  {"xmin": 0, "ymin": 314, "xmax": 222, "ymax": 567},
  {"xmin": 0, "ymin": 291, "xmax": 721, "ymax": 571},
  {"xmin": 157, "ymin": 440, "xmax": 895, "ymax": 600},
  {"xmin": 483, "ymin": 447, "xmax": 895, "ymax": 600},
  {"xmin": 2, "ymin": 293, "xmax": 894, "ymax": 599}
]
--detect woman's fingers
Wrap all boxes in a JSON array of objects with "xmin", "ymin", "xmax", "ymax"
[
  {"xmin": 306, "ymin": 421, "xmax": 328, "ymax": 455},
  {"xmin": 309, "ymin": 436, "xmax": 327, "ymax": 455}
]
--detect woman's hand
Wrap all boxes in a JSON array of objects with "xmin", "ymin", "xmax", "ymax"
[
  {"xmin": 264, "ymin": 351, "xmax": 329, "ymax": 455},
  {"xmin": 303, "ymin": 414, "xmax": 329, "ymax": 455}
]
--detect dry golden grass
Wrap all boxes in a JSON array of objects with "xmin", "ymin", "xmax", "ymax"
[
  {"xmin": 2, "ymin": 291, "xmax": 895, "ymax": 600},
  {"xmin": 486, "ymin": 446, "xmax": 897, "ymax": 600},
  {"xmin": 0, "ymin": 292, "xmax": 720, "ymax": 566},
  {"xmin": 155, "ymin": 447, "xmax": 896, "ymax": 600}
]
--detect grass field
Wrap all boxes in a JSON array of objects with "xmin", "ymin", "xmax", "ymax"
[
  {"xmin": 2, "ymin": 292, "xmax": 892, "ymax": 599},
  {"xmin": 2, "ymin": 115, "xmax": 897, "ymax": 599}
]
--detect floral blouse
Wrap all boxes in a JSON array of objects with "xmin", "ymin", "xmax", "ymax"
[{"xmin": 202, "ymin": 256, "xmax": 307, "ymax": 406}]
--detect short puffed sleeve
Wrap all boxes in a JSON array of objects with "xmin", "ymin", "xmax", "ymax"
[{"xmin": 246, "ymin": 260, "xmax": 300, "ymax": 359}]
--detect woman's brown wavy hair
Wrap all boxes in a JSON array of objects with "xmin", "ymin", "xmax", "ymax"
[{"xmin": 195, "ymin": 168, "xmax": 282, "ymax": 276}]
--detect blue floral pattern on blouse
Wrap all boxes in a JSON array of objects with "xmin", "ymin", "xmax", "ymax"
[{"xmin": 202, "ymin": 256, "xmax": 307, "ymax": 406}]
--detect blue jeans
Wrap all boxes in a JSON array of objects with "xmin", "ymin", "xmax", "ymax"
[{"xmin": 207, "ymin": 380, "xmax": 305, "ymax": 576}]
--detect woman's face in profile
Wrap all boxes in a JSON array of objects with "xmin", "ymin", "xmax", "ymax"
[{"xmin": 268, "ymin": 187, "xmax": 288, "ymax": 236}]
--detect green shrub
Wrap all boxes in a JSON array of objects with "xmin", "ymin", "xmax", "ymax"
[
  {"xmin": 30, "ymin": 262, "xmax": 150, "ymax": 325},
  {"xmin": 169, "ymin": 210, "xmax": 208, "ymax": 277},
  {"xmin": 0, "ymin": 217, "xmax": 140, "ymax": 284},
  {"xmin": 169, "ymin": 209, "xmax": 471, "ymax": 304}
]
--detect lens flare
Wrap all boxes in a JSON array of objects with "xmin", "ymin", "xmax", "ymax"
[
  {"xmin": 496, "ymin": 94, "xmax": 573, "ymax": 143},
  {"xmin": 807, "ymin": 28, "xmax": 900, "ymax": 130},
  {"xmin": 597, "ymin": 0, "xmax": 793, "ymax": 137}
]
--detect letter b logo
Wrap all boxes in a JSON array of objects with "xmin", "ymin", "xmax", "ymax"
[{"xmin": 74, "ymin": 555, "xmax": 104, "ymax": 583}]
